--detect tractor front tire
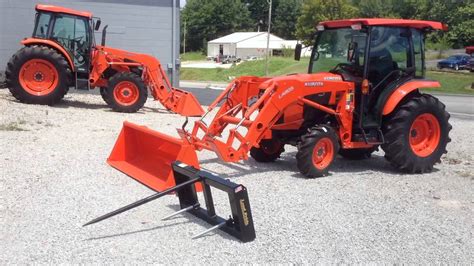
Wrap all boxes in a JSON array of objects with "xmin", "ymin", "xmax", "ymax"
[
  {"xmin": 5, "ymin": 46, "xmax": 71, "ymax": 105},
  {"xmin": 296, "ymin": 126, "xmax": 340, "ymax": 178},
  {"xmin": 250, "ymin": 139, "xmax": 284, "ymax": 163},
  {"xmin": 382, "ymin": 94, "xmax": 451, "ymax": 173},
  {"xmin": 100, "ymin": 87, "xmax": 111, "ymax": 105},
  {"xmin": 339, "ymin": 147, "xmax": 377, "ymax": 160},
  {"xmin": 105, "ymin": 72, "xmax": 147, "ymax": 113}
]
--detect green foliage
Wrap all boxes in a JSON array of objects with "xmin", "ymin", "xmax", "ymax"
[
  {"xmin": 182, "ymin": 0, "xmax": 473, "ymax": 51},
  {"xmin": 280, "ymin": 45, "xmax": 295, "ymax": 57},
  {"xmin": 182, "ymin": 0, "xmax": 252, "ymax": 52},
  {"xmin": 180, "ymin": 52, "xmax": 206, "ymax": 61},
  {"xmin": 295, "ymin": 0, "xmax": 359, "ymax": 45},
  {"xmin": 424, "ymin": 71, "xmax": 474, "ymax": 95},
  {"xmin": 273, "ymin": 0, "xmax": 303, "ymax": 39},
  {"xmin": 243, "ymin": 0, "xmax": 280, "ymax": 31}
]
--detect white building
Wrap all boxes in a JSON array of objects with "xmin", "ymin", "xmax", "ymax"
[{"xmin": 207, "ymin": 32, "xmax": 298, "ymax": 59}]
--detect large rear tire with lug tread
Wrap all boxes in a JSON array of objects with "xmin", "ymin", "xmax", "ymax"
[
  {"xmin": 250, "ymin": 139, "xmax": 284, "ymax": 163},
  {"xmin": 382, "ymin": 94, "xmax": 451, "ymax": 173},
  {"xmin": 339, "ymin": 147, "xmax": 377, "ymax": 160},
  {"xmin": 296, "ymin": 126, "xmax": 340, "ymax": 178},
  {"xmin": 5, "ymin": 46, "xmax": 71, "ymax": 105},
  {"xmin": 104, "ymin": 72, "xmax": 147, "ymax": 113}
]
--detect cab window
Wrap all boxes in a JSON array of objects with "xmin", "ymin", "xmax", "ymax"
[
  {"xmin": 412, "ymin": 29, "xmax": 424, "ymax": 77},
  {"xmin": 33, "ymin": 13, "xmax": 52, "ymax": 39},
  {"xmin": 51, "ymin": 15, "xmax": 90, "ymax": 68}
]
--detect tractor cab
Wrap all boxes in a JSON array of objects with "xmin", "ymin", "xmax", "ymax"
[
  {"xmin": 31, "ymin": 5, "xmax": 100, "ymax": 74},
  {"xmin": 303, "ymin": 19, "xmax": 446, "ymax": 136}
]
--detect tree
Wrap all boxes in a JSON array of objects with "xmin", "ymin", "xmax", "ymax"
[
  {"xmin": 181, "ymin": 0, "xmax": 252, "ymax": 52},
  {"xmin": 243, "ymin": 0, "xmax": 280, "ymax": 31},
  {"xmin": 296, "ymin": 0, "xmax": 359, "ymax": 45},
  {"xmin": 449, "ymin": 3, "xmax": 474, "ymax": 47},
  {"xmin": 273, "ymin": 0, "xmax": 303, "ymax": 39}
]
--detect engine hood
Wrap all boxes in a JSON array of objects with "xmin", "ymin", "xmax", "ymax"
[{"xmin": 261, "ymin": 72, "xmax": 345, "ymax": 87}]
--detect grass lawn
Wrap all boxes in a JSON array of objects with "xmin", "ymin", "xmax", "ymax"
[
  {"xmin": 424, "ymin": 71, "xmax": 474, "ymax": 95},
  {"xmin": 181, "ymin": 57, "xmax": 474, "ymax": 95},
  {"xmin": 180, "ymin": 51, "xmax": 206, "ymax": 61}
]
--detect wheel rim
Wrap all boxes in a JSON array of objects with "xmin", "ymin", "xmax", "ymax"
[
  {"xmin": 311, "ymin": 137, "xmax": 334, "ymax": 170},
  {"xmin": 409, "ymin": 113, "xmax": 441, "ymax": 157},
  {"xmin": 113, "ymin": 81, "xmax": 139, "ymax": 106},
  {"xmin": 19, "ymin": 59, "xmax": 58, "ymax": 96}
]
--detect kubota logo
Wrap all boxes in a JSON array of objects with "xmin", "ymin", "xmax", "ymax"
[{"xmin": 279, "ymin": 86, "xmax": 294, "ymax": 99}]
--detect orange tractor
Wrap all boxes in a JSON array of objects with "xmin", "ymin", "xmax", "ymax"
[
  {"xmin": 5, "ymin": 5, "xmax": 203, "ymax": 115},
  {"xmin": 104, "ymin": 18, "xmax": 452, "ymax": 192},
  {"xmin": 86, "ymin": 19, "xmax": 452, "ymax": 242}
]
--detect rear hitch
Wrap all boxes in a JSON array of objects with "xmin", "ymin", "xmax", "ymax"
[{"xmin": 84, "ymin": 161, "xmax": 256, "ymax": 242}]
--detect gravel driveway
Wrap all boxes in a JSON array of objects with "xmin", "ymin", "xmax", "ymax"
[{"xmin": 1, "ymin": 90, "xmax": 473, "ymax": 263}]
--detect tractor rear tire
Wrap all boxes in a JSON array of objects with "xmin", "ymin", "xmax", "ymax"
[
  {"xmin": 250, "ymin": 139, "xmax": 284, "ymax": 163},
  {"xmin": 382, "ymin": 94, "xmax": 451, "ymax": 173},
  {"xmin": 296, "ymin": 126, "xmax": 340, "ymax": 178},
  {"xmin": 5, "ymin": 46, "xmax": 71, "ymax": 105},
  {"xmin": 104, "ymin": 72, "xmax": 147, "ymax": 113},
  {"xmin": 339, "ymin": 147, "xmax": 377, "ymax": 160}
]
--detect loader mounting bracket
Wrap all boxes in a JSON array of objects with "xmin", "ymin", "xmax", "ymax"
[{"xmin": 172, "ymin": 161, "xmax": 256, "ymax": 242}]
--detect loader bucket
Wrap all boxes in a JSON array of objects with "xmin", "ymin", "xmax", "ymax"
[
  {"xmin": 163, "ymin": 88, "xmax": 204, "ymax": 117},
  {"xmin": 107, "ymin": 121, "xmax": 201, "ymax": 192}
]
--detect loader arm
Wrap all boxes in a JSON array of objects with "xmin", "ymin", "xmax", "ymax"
[
  {"xmin": 182, "ymin": 75, "xmax": 355, "ymax": 162},
  {"xmin": 91, "ymin": 46, "xmax": 204, "ymax": 117}
]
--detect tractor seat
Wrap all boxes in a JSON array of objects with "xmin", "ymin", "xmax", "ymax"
[{"xmin": 368, "ymin": 48, "xmax": 395, "ymax": 85}]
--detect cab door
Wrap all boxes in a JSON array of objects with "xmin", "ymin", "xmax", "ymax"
[{"xmin": 50, "ymin": 14, "xmax": 91, "ymax": 74}]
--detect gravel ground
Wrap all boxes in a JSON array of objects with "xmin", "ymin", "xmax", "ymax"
[{"xmin": 0, "ymin": 89, "xmax": 473, "ymax": 264}]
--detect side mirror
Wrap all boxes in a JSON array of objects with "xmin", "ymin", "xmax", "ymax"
[
  {"xmin": 294, "ymin": 43, "xmax": 302, "ymax": 61},
  {"xmin": 101, "ymin": 25, "xmax": 108, "ymax": 46},
  {"xmin": 95, "ymin": 19, "xmax": 101, "ymax": 31}
]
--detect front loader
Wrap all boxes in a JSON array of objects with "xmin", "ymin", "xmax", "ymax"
[
  {"xmin": 5, "ymin": 5, "xmax": 203, "ymax": 115},
  {"xmin": 87, "ymin": 19, "xmax": 452, "ymax": 241}
]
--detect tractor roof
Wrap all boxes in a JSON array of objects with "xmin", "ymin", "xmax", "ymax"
[
  {"xmin": 35, "ymin": 4, "xmax": 92, "ymax": 19},
  {"xmin": 319, "ymin": 18, "xmax": 447, "ymax": 31}
]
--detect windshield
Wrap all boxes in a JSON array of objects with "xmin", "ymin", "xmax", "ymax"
[
  {"xmin": 447, "ymin": 55, "xmax": 463, "ymax": 60},
  {"xmin": 310, "ymin": 28, "xmax": 368, "ymax": 73}
]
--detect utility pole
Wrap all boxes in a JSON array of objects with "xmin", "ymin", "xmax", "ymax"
[{"xmin": 265, "ymin": 0, "xmax": 272, "ymax": 76}]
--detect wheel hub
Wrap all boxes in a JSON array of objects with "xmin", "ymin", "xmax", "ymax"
[
  {"xmin": 19, "ymin": 59, "xmax": 58, "ymax": 95},
  {"xmin": 311, "ymin": 137, "xmax": 334, "ymax": 170},
  {"xmin": 409, "ymin": 113, "xmax": 441, "ymax": 157},
  {"xmin": 34, "ymin": 72, "xmax": 44, "ymax": 81},
  {"xmin": 113, "ymin": 81, "xmax": 139, "ymax": 106}
]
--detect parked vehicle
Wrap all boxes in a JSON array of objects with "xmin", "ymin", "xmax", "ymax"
[
  {"xmin": 437, "ymin": 54, "xmax": 471, "ymax": 71},
  {"xmin": 465, "ymin": 46, "xmax": 474, "ymax": 55},
  {"xmin": 245, "ymin": 56, "xmax": 259, "ymax": 61},
  {"xmin": 215, "ymin": 55, "xmax": 241, "ymax": 64},
  {"xmin": 467, "ymin": 58, "xmax": 474, "ymax": 72}
]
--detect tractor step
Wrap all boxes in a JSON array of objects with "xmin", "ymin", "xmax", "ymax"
[
  {"xmin": 84, "ymin": 161, "xmax": 256, "ymax": 242},
  {"xmin": 354, "ymin": 128, "xmax": 385, "ymax": 145},
  {"xmin": 75, "ymin": 77, "xmax": 90, "ymax": 90}
]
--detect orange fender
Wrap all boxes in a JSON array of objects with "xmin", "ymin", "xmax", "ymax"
[
  {"xmin": 21, "ymin": 38, "xmax": 75, "ymax": 71},
  {"xmin": 382, "ymin": 80, "xmax": 441, "ymax": 115}
]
